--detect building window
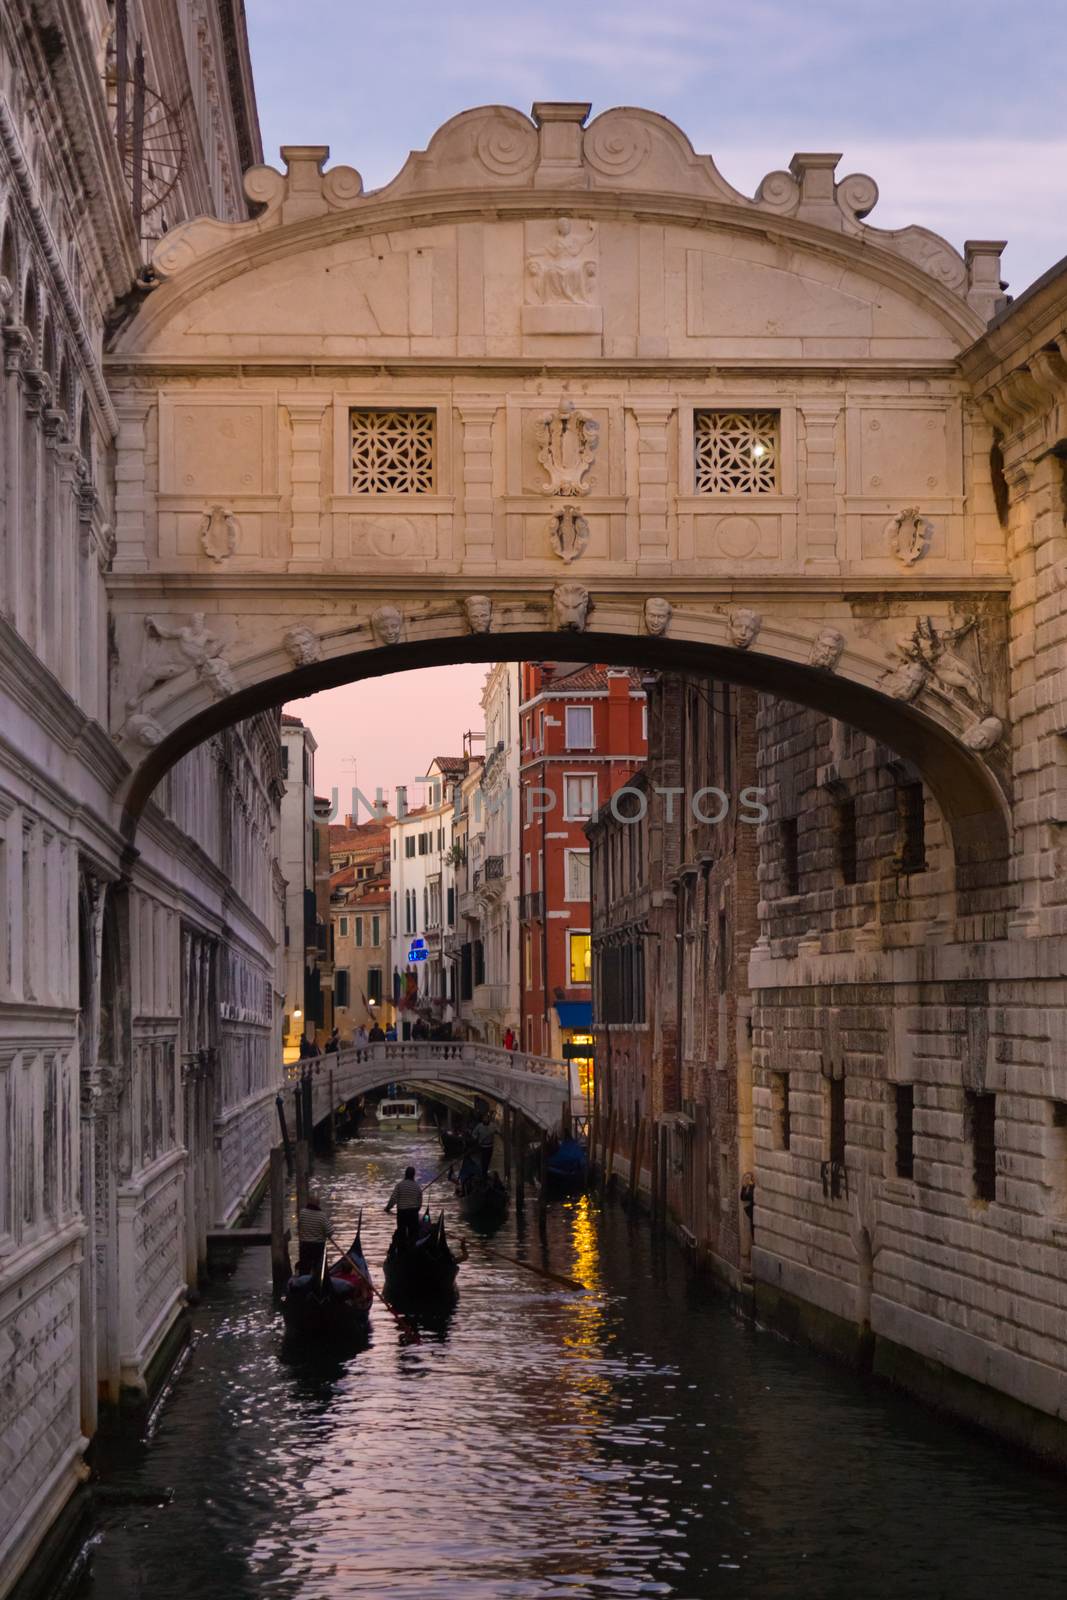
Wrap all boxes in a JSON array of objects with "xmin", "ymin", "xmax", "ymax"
[
  {"xmin": 894, "ymin": 1084, "xmax": 915, "ymax": 1179},
  {"xmin": 1047, "ymin": 1102, "xmax": 1067, "ymax": 1213},
  {"xmin": 966, "ymin": 1091, "xmax": 997, "ymax": 1202},
  {"xmin": 565, "ymin": 705, "xmax": 594, "ymax": 750},
  {"xmin": 371, "ymin": 914, "xmax": 381, "ymax": 947},
  {"xmin": 717, "ymin": 910, "xmax": 728, "ymax": 994},
  {"xmin": 694, "ymin": 409, "xmax": 778, "ymax": 494},
  {"xmin": 780, "ymin": 817, "xmax": 800, "ymax": 897},
  {"xmin": 568, "ymin": 931, "xmax": 591, "ymax": 985},
  {"xmin": 367, "ymin": 967, "xmax": 382, "ymax": 1003},
  {"xmin": 829, "ymin": 1076, "xmax": 846, "ymax": 1168},
  {"xmin": 565, "ymin": 849, "xmax": 590, "ymax": 901},
  {"xmin": 835, "ymin": 796, "xmax": 858, "ymax": 886},
  {"xmin": 280, "ymin": 745, "xmax": 289, "ymax": 778},
  {"xmin": 339, "ymin": 916, "xmax": 348, "ymax": 937},
  {"xmin": 335, "ymin": 969, "xmax": 351, "ymax": 1008},
  {"xmin": 405, "ymin": 836, "xmax": 416, "ymax": 858},
  {"xmin": 896, "ymin": 782, "xmax": 927, "ymax": 874},
  {"xmin": 563, "ymin": 774, "xmax": 597, "ymax": 821},
  {"xmin": 349, "ymin": 407, "xmax": 435, "ymax": 493},
  {"xmin": 355, "ymin": 917, "xmax": 363, "ymax": 948},
  {"xmin": 771, "ymin": 1072, "xmax": 790, "ymax": 1151}
]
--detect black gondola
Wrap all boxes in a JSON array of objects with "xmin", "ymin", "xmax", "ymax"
[
  {"xmin": 282, "ymin": 1224, "xmax": 373, "ymax": 1338},
  {"xmin": 438, "ymin": 1126, "xmax": 466, "ymax": 1159},
  {"xmin": 457, "ymin": 1172, "xmax": 509, "ymax": 1227},
  {"xmin": 383, "ymin": 1212, "xmax": 460, "ymax": 1301}
]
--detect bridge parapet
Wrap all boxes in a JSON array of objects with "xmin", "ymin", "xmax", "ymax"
[{"xmin": 297, "ymin": 1040, "xmax": 575, "ymax": 1133}]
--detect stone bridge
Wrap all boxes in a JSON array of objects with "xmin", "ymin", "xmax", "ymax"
[
  {"xmin": 103, "ymin": 101, "xmax": 1019, "ymax": 878},
  {"xmin": 296, "ymin": 1040, "xmax": 578, "ymax": 1134}
]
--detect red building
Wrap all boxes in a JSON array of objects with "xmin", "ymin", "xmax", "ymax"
[{"xmin": 518, "ymin": 663, "xmax": 647, "ymax": 1088}]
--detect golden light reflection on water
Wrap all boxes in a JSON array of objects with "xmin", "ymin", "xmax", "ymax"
[{"xmin": 561, "ymin": 1195, "xmax": 614, "ymax": 1430}]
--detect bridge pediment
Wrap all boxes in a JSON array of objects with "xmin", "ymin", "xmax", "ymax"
[{"xmin": 113, "ymin": 103, "xmax": 998, "ymax": 362}]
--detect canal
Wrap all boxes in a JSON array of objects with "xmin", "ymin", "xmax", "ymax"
[{"xmin": 64, "ymin": 1129, "xmax": 1067, "ymax": 1600}]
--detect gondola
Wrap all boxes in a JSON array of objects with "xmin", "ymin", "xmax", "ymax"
[
  {"xmin": 438, "ymin": 1126, "xmax": 467, "ymax": 1159},
  {"xmin": 383, "ymin": 1212, "xmax": 460, "ymax": 1301},
  {"xmin": 546, "ymin": 1136, "xmax": 589, "ymax": 1193},
  {"xmin": 282, "ymin": 1222, "xmax": 373, "ymax": 1339},
  {"xmin": 456, "ymin": 1171, "xmax": 509, "ymax": 1227}
]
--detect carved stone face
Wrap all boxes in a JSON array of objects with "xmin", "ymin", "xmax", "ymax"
[
  {"xmin": 644, "ymin": 597, "xmax": 672, "ymax": 636},
  {"xmin": 552, "ymin": 582, "xmax": 590, "ymax": 633},
  {"xmin": 809, "ymin": 627, "xmax": 845, "ymax": 671},
  {"xmin": 371, "ymin": 605, "xmax": 403, "ymax": 647},
  {"xmin": 728, "ymin": 607, "xmax": 761, "ymax": 650},
  {"xmin": 285, "ymin": 625, "xmax": 321, "ymax": 666},
  {"xmin": 463, "ymin": 595, "xmax": 493, "ymax": 634},
  {"xmin": 961, "ymin": 715, "xmax": 1003, "ymax": 752}
]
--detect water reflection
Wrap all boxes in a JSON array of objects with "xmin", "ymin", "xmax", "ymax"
[{"xmin": 64, "ymin": 1129, "xmax": 1067, "ymax": 1600}]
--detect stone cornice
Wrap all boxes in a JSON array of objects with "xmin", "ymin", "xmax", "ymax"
[
  {"xmin": 106, "ymin": 572, "xmax": 1012, "ymax": 597},
  {"xmin": 105, "ymin": 355, "xmax": 966, "ymax": 381}
]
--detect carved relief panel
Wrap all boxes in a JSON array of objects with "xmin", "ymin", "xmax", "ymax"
[
  {"xmin": 503, "ymin": 392, "xmax": 624, "ymax": 565},
  {"xmin": 676, "ymin": 399, "xmax": 798, "ymax": 571},
  {"xmin": 157, "ymin": 393, "xmax": 279, "ymax": 564},
  {"xmin": 844, "ymin": 400, "xmax": 965, "ymax": 571},
  {"xmin": 328, "ymin": 394, "xmax": 455, "ymax": 568}
]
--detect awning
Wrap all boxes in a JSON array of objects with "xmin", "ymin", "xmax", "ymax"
[{"xmin": 555, "ymin": 1001, "xmax": 593, "ymax": 1029}]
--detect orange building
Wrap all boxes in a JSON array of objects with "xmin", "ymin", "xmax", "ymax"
[{"xmin": 518, "ymin": 663, "xmax": 647, "ymax": 1091}]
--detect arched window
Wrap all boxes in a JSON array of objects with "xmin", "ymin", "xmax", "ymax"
[
  {"xmin": 0, "ymin": 221, "xmax": 17, "ymax": 308},
  {"xmin": 21, "ymin": 272, "xmax": 39, "ymax": 357},
  {"xmin": 41, "ymin": 315, "xmax": 57, "ymax": 385},
  {"xmin": 79, "ymin": 400, "xmax": 93, "ymax": 480}
]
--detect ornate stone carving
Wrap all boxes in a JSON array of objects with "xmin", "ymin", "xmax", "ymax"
[
  {"xmin": 462, "ymin": 595, "xmax": 493, "ymax": 634},
  {"xmin": 644, "ymin": 597, "xmax": 673, "ymax": 637},
  {"xmin": 536, "ymin": 399, "xmax": 599, "ymax": 497},
  {"xmin": 475, "ymin": 112, "xmax": 538, "ymax": 178},
  {"xmin": 370, "ymin": 604, "xmax": 404, "ymax": 647},
  {"xmin": 284, "ymin": 624, "xmax": 321, "ymax": 666},
  {"xmin": 199, "ymin": 504, "xmax": 240, "ymax": 562},
  {"xmin": 809, "ymin": 627, "xmax": 845, "ymax": 671},
  {"xmin": 727, "ymin": 608, "xmax": 762, "ymax": 650},
  {"xmin": 961, "ymin": 716, "xmax": 1004, "ymax": 751},
  {"xmin": 882, "ymin": 616, "xmax": 989, "ymax": 712},
  {"xmin": 527, "ymin": 219, "xmax": 597, "ymax": 305},
  {"xmin": 886, "ymin": 506, "xmax": 932, "ymax": 566},
  {"xmin": 584, "ymin": 117, "xmax": 652, "ymax": 179},
  {"xmin": 548, "ymin": 505, "xmax": 590, "ymax": 564},
  {"xmin": 551, "ymin": 582, "xmax": 591, "ymax": 633},
  {"xmin": 129, "ymin": 613, "xmax": 231, "ymax": 708},
  {"xmin": 125, "ymin": 713, "xmax": 165, "ymax": 747}
]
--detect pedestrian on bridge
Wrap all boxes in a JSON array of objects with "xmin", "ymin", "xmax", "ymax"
[{"xmin": 386, "ymin": 1166, "xmax": 423, "ymax": 1247}]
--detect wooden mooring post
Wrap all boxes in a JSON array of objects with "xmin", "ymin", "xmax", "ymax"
[
  {"xmin": 601, "ymin": 1107, "xmax": 618, "ymax": 1200},
  {"xmin": 538, "ymin": 1136, "xmax": 549, "ymax": 1231},
  {"xmin": 269, "ymin": 1146, "xmax": 291, "ymax": 1297},
  {"xmin": 295, "ymin": 1139, "xmax": 310, "ymax": 1216},
  {"xmin": 628, "ymin": 1115, "xmax": 647, "ymax": 1211},
  {"xmin": 515, "ymin": 1118, "xmax": 526, "ymax": 1210},
  {"xmin": 503, "ymin": 1105, "xmax": 512, "ymax": 1183},
  {"xmin": 326, "ymin": 1070, "xmax": 337, "ymax": 1152},
  {"xmin": 276, "ymin": 1092, "xmax": 292, "ymax": 1173}
]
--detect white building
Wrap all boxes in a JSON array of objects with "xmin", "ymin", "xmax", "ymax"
[
  {"xmin": 280, "ymin": 715, "xmax": 317, "ymax": 1059},
  {"xmin": 389, "ymin": 759, "xmax": 467, "ymax": 1030},
  {"xmin": 473, "ymin": 663, "xmax": 521, "ymax": 1044}
]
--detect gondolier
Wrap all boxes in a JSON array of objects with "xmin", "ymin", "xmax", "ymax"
[
  {"xmin": 296, "ymin": 1189, "xmax": 331, "ymax": 1274},
  {"xmin": 385, "ymin": 1166, "xmax": 423, "ymax": 1245}
]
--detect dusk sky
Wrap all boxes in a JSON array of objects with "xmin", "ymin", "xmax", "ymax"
[{"xmin": 254, "ymin": 0, "xmax": 1067, "ymax": 805}]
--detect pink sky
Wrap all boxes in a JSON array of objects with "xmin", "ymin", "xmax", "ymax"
[{"xmin": 285, "ymin": 663, "xmax": 489, "ymax": 818}]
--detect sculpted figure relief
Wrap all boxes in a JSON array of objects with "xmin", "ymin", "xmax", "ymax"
[
  {"xmin": 536, "ymin": 398, "xmax": 599, "ymax": 498},
  {"xmin": 125, "ymin": 713, "xmax": 165, "ymax": 747},
  {"xmin": 130, "ymin": 612, "xmax": 228, "ymax": 707},
  {"xmin": 882, "ymin": 615, "xmax": 988, "ymax": 710},
  {"xmin": 549, "ymin": 506, "xmax": 590, "ymax": 564},
  {"xmin": 371, "ymin": 604, "xmax": 404, "ymax": 647},
  {"xmin": 527, "ymin": 218, "xmax": 598, "ymax": 305},
  {"xmin": 886, "ymin": 507, "xmax": 932, "ymax": 567},
  {"xmin": 644, "ymin": 597, "xmax": 673, "ymax": 637},
  {"xmin": 961, "ymin": 716, "xmax": 1004, "ymax": 751},
  {"xmin": 463, "ymin": 595, "xmax": 494, "ymax": 634},
  {"xmin": 284, "ymin": 624, "xmax": 322, "ymax": 666},
  {"xmin": 552, "ymin": 582, "xmax": 591, "ymax": 633},
  {"xmin": 728, "ymin": 608, "xmax": 762, "ymax": 650},
  {"xmin": 809, "ymin": 627, "xmax": 845, "ymax": 671}
]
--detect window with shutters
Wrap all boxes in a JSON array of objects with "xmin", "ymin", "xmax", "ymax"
[
  {"xmin": 334, "ymin": 969, "xmax": 350, "ymax": 1008},
  {"xmin": 565, "ymin": 849, "xmax": 590, "ymax": 901},
  {"xmin": 967, "ymin": 1091, "xmax": 997, "ymax": 1202},
  {"xmin": 338, "ymin": 915, "xmax": 348, "ymax": 937},
  {"xmin": 367, "ymin": 967, "xmax": 383, "ymax": 1003},
  {"xmin": 694, "ymin": 409, "xmax": 778, "ymax": 494},
  {"xmin": 354, "ymin": 917, "xmax": 363, "ymax": 948},
  {"xmin": 371, "ymin": 914, "xmax": 381, "ymax": 947},
  {"xmin": 563, "ymin": 774, "xmax": 597, "ymax": 821},
  {"xmin": 894, "ymin": 1084, "xmax": 915, "ymax": 1179},
  {"xmin": 405, "ymin": 836, "xmax": 415, "ymax": 859},
  {"xmin": 565, "ymin": 705, "xmax": 594, "ymax": 750},
  {"xmin": 349, "ymin": 408, "xmax": 435, "ymax": 493}
]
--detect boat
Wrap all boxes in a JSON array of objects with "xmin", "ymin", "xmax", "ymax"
[
  {"xmin": 383, "ymin": 1212, "xmax": 460, "ymax": 1301},
  {"xmin": 456, "ymin": 1170, "xmax": 509, "ymax": 1227},
  {"xmin": 546, "ymin": 1136, "xmax": 589, "ymax": 1193},
  {"xmin": 437, "ymin": 1122, "xmax": 467, "ymax": 1159},
  {"xmin": 376, "ymin": 1095, "xmax": 422, "ymax": 1130},
  {"xmin": 281, "ymin": 1224, "xmax": 374, "ymax": 1338}
]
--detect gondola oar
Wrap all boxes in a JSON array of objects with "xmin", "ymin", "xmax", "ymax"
[
  {"xmin": 457, "ymin": 1237, "xmax": 585, "ymax": 1291},
  {"xmin": 327, "ymin": 1233, "xmax": 421, "ymax": 1344}
]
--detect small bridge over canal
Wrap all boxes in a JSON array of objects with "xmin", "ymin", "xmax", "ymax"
[{"xmin": 293, "ymin": 1040, "xmax": 580, "ymax": 1135}]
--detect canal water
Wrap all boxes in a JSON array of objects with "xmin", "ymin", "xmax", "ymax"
[{"xmin": 64, "ymin": 1129, "xmax": 1067, "ymax": 1600}]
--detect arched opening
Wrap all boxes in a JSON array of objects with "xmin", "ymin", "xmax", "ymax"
[{"xmin": 120, "ymin": 629, "xmax": 1012, "ymax": 902}]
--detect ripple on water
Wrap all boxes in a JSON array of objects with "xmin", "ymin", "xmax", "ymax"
[{"xmin": 70, "ymin": 1131, "xmax": 1067, "ymax": 1600}]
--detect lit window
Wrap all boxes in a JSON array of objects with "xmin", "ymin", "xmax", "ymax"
[
  {"xmin": 694, "ymin": 409, "xmax": 778, "ymax": 494},
  {"xmin": 563, "ymin": 774, "xmax": 597, "ymax": 821},
  {"xmin": 565, "ymin": 849, "xmax": 591, "ymax": 901},
  {"xmin": 568, "ymin": 931, "xmax": 592, "ymax": 985},
  {"xmin": 349, "ymin": 408, "xmax": 435, "ymax": 494},
  {"xmin": 565, "ymin": 705, "xmax": 594, "ymax": 750}
]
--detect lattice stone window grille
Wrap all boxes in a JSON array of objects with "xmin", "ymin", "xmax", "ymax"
[
  {"xmin": 694, "ymin": 409, "xmax": 778, "ymax": 494},
  {"xmin": 349, "ymin": 407, "xmax": 435, "ymax": 493}
]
